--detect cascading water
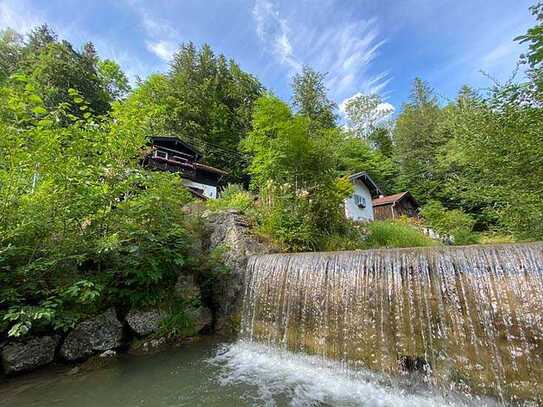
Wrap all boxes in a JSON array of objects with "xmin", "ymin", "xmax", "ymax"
[{"xmin": 239, "ymin": 243, "xmax": 543, "ymax": 405}]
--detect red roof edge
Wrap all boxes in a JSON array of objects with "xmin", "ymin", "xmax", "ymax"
[{"xmin": 373, "ymin": 191, "xmax": 418, "ymax": 207}]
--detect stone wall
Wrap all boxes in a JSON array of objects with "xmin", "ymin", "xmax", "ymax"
[{"xmin": 204, "ymin": 210, "xmax": 275, "ymax": 335}]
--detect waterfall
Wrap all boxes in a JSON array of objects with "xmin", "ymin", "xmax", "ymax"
[{"xmin": 240, "ymin": 243, "xmax": 543, "ymax": 404}]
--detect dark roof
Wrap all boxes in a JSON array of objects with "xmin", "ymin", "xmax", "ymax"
[
  {"xmin": 348, "ymin": 172, "xmax": 382, "ymax": 197},
  {"xmin": 150, "ymin": 136, "xmax": 203, "ymax": 161},
  {"xmin": 194, "ymin": 162, "xmax": 228, "ymax": 176},
  {"xmin": 373, "ymin": 191, "xmax": 418, "ymax": 207},
  {"xmin": 186, "ymin": 186, "xmax": 208, "ymax": 200}
]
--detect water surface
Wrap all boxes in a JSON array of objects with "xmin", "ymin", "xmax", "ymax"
[{"xmin": 0, "ymin": 338, "xmax": 493, "ymax": 407}]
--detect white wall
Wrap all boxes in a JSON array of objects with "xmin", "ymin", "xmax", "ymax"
[
  {"xmin": 344, "ymin": 180, "xmax": 374, "ymax": 221},
  {"xmin": 182, "ymin": 179, "xmax": 218, "ymax": 199}
]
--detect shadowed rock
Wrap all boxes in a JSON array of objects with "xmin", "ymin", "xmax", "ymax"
[
  {"xmin": 60, "ymin": 308, "xmax": 123, "ymax": 362},
  {"xmin": 126, "ymin": 309, "xmax": 165, "ymax": 337},
  {"xmin": 1, "ymin": 336, "xmax": 58, "ymax": 375}
]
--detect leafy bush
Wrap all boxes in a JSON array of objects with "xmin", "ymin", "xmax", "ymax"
[
  {"xmin": 242, "ymin": 95, "xmax": 352, "ymax": 251},
  {"xmin": 421, "ymin": 201, "xmax": 479, "ymax": 245},
  {"xmin": 364, "ymin": 220, "xmax": 437, "ymax": 249},
  {"xmin": 0, "ymin": 75, "xmax": 198, "ymax": 337},
  {"xmin": 206, "ymin": 184, "xmax": 255, "ymax": 215}
]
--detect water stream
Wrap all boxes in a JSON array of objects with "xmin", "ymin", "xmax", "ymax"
[
  {"xmin": 2, "ymin": 243, "xmax": 541, "ymax": 406},
  {"xmin": 240, "ymin": 243, "xmax": 543, "ymax": 405}
]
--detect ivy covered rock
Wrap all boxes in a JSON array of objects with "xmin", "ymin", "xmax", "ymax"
[
  {"xmin": 59, "ymin": 308, "xmax": 123, "ymax": 362},
  {"xmin": 1, "ymin": 336, "xmax": 58, "ymax": 375},
  {"xmin": 126, "ymin": 309, "xmax": 165, "ymax": 337},
  {"xmin": 174, "ymin": 274, "xmax": 201, "ymax": 302},
  {"xmin": 189, "ymin": 306, "xmax": 212, "ymax": 334}
]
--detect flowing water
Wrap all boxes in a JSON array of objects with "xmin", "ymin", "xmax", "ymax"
[
  {"xmin": 2, "ymin": 243, "xmax": 541, "ymax": 406},
  {"xmin": 241, "ymin": 243, "xmax": 543, "ymax": 405},
  {"xmin": 0, "ymin": 338, "xmax": 490, "ymax": 406}
]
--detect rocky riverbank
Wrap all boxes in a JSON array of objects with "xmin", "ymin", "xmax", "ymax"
[{"xmin": 0, "ymin": 210, "xmax": 272, "ymax": 377}]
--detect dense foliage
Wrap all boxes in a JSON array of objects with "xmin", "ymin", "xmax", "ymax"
[
  {"xmin": 2, "ymin": 2, "xmax": 543, "ymax": 339},
  {"xmin": 242, "ymin": 94, "xmax": 352, "ymax": 251},
  {"xmin": 0, "ymin": 73, "xmax": 200, "ymax": 337},
  {"xmin": 393, "ymin": 73, "xmax": 543, "ymax": 240},
  {"xmin": 0, "ymin": 25, "xmax": 128, "ymax": 117},
  {"xmin": 115, "ymin": 42, "xmax": 263, "ymax": 183}
]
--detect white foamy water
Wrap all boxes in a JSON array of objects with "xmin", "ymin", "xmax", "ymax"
[{"xmin": 210, "ymin": 341, "xmax": 496, "ymax": 407}]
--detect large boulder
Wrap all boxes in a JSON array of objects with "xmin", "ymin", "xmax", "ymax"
[
  {"xmin": 1, "ymin": 336, "xmax": 58, "ymax": 375},
  {"xmin": 59, "ymin": 308, "xmax": 123, "ymax": 362},
  {"xmin": 204, "ymin": 210, "xmax": 274, "ymax": 334},
  {"xmin": 126, "ymin": 309, "xmax": 165, "ymax": 337}
]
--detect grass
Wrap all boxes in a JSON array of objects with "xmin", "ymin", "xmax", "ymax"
[{"xmin": 363, "ymin": 220, "xmax": 437, "ymax": 249}]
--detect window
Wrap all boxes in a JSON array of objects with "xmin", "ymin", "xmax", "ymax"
[
  {"xmin": 153, "ymin": 149, "xmax": 168, "ymax": 159},
  {"xmin": 354, "ymin": 194, "xmax": 366, "ymax": 208}
]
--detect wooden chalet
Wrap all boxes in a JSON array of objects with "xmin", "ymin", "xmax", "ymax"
[
  {"xmin": 143, "ymin": 136, "xmax": 227, "ymax": 199},
  {"xmin": 372, "ymin": 191, "xmax": 420, "ymax": 220}
]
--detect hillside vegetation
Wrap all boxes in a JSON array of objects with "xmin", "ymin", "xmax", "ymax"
[{"xmin": 1, "ymin": 3, "xmax": 543, "ymax": 339}]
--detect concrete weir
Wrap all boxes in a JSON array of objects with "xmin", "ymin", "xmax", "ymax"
[{"xmin": 240, "ymin": 243, "xmax": 543, "ymax": 404}]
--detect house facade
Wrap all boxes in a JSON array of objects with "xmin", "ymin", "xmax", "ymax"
[
  {"xmin": 143, "ymin": 136, "xmax": 226, "ymax": 199},
  {"xmin": 344, "ymin": 172, "xmax": 382, "ymax": 222},
  {"xmin": 372, "ymin": 191, "xmax": 419, "ymax": 220}
]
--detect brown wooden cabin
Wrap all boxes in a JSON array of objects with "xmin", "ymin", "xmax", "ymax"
[
  {"xmin": 372, "ymin": 191, "xmax": 420, "ymax": 220},
  {"xmin": 142, "ymin": 136, "xmax": 227, "ymax": 200}
]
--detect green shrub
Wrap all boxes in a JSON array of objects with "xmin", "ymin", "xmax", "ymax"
[
  {"xmin": 420, "ymin": 201, "xmax": 479, "ymax": 245},
  {"xmin": 0, "ymin": 76, "xmax": 199, "ymax": 337},
  {"xmin": 364, "ymin": 220, "xmax": 437, "ymax": 249},
  {"xmin": 206, "ymin": 184, "xmax": 255, "ymax": 215},
  {"xmin": 159, "ymin": 298, "xmax": 198, "ymax": 338}
]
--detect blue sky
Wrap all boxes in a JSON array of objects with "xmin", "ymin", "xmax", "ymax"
[{"xmin": 0, "ymin": 0, "xmax": 536, "ymax": 114}]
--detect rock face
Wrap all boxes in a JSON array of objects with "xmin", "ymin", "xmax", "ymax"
[
  {"xmin": 204, "ymin": 210, "xmax": 274, "ymax": 334},
  {"xmin": 189, "ymin": 306, "xmax": 212, "ymax": 333},
  {"xmin": 126, "ymin": 309, "xmax": 165, "ymax": 337},
  {"xmin": 59, "ymin": 308, "xmax": 123, "ymax": 361},
  {"xmin": 1, "ymin": 336, "xmax": 58, "ymax": 375},
  {"xmin": 175, "ymin": 274, "xmax": 201, "ymax": 302}
]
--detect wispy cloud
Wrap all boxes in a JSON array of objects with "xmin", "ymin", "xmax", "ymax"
[
  {"xmin": 146, "ymin": 39, "xmax": 177, "ymax": 62},
  {"xmin": 127, "ymin": 0, "xmax": 181, "ymax": 63},
  {"xmin": 481, "ymin": 41, "xmax": 518, "ymax": 67},
  {"xmin": 0, "ymin": 0, "xmax": 42, "ymax": 33},
  {"xmin": 252, "ymin": 0, "xmax": 389, "ymax": 103},
  {"xmin": 253, "ymin": 0, "xmax": 301, "ymax": 72}
]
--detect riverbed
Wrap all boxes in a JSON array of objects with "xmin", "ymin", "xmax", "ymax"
[{"xmin": 0, "ymin": 339, "xmax": 496, "ymax": 406}]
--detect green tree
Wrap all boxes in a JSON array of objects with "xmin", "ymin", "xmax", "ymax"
[
  {"xmin": 98, "ymin": 59, "xmax": 130, "ymax": 100},
  {"xmin": 118, "ymin": 42, "xmax": 263, "ymax": 183},
  {"xmin": 1, "ymin": 25, "xmax": 129, "ymax": 118},
  {"xmin": 0, "ymin": 75, "xmax": 197, "ymax": 337},
  {"xmin": 242, "ymin": 94, "xmax": 349, "ymax": 250},
  {"xmin": 335, "ymin": 132, "xmax": 398, "ymax": 193},
  {"xmin": 438, "ymin": 81, "xmax": 543, "ymax": 239},
  {"xmin": 291, "ymin": 66, "xmax": 336, "ymax": 129},
  {"xmin": 515, "ymin": 2, "xmax": 543, "ymax": 67},
  {"xmin": 393, "ymin": 78, "xmax": 446, "ymax": 202},
  {"xmin": 0, "ymin": 29, "xmax": 23, "ymax": 83},
  {"xmin": 343, "ymin": 93, "xmax": 393, "ymax": 139},
  {"xmin": 26, "ymin": 24, "xmax": 57, "ymax": 53}
]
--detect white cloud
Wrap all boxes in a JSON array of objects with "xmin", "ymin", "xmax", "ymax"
[
  {"xmin": 251, "ymin": 0, "xmax": 389, "ymax": 101},
  {"xmin": 146, "ymin": 40, "xmax": 177, "ymax": 62},
  {"xmin": 0, "ymin": 0, "xmax": 42, "ymax": 33},
  {"xmin": 482, "ymin": 41, "xmax": 517, "ymax": 66},
  {"xmin": 253, "ymin": 0, "xmax": 301, "ymax": 72},
  {"xmin": 127, "ymin": 0, "xmax": 181, "ymax": 63}
]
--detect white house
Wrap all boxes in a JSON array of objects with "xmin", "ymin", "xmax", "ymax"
[{"xmin": 344, "ymin": 172, "xmax": 382, "ymax": 221}]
